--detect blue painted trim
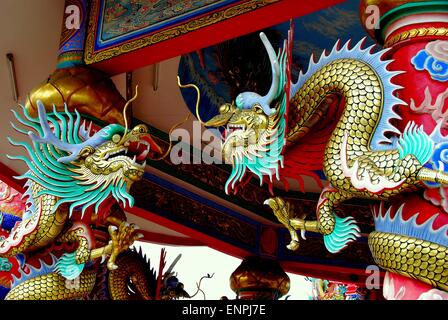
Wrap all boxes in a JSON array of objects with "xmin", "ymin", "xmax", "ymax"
[
  {"xmin": 314, "ymin": 170, "xmax": 327, "ymax": 180},
  {"xmin": 0, "ymin": 286, "xmax": 10, "ymax": 300},
  {"xmin": 0, "ymin": 212, "xmax": 22, "ymax": 231},
  {"xmin": 143, "ymin": 172, "xmax": 258, "ymax": 225},
  {"xmin": 95, "ymin": 0, "xmax": 242, "ymax": 50}
]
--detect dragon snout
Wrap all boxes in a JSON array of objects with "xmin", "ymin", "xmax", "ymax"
[
  {"xmin": 204, "ymin": 113, "xmax": 233, "ymax": 127},
  {"xmin": 142, "ymin": 134, "xmax": 163, "ymax": 155}
]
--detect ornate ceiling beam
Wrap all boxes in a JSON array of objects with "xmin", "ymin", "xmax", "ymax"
[
  {"xmin": 139, "ymin": 119, "xmax": 376, "ymax": 233},
  {"xmin": 129, "ymin": 171, "xmax": 376, "ymax": 280}
]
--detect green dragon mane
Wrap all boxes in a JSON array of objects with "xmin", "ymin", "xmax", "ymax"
[{"xmin": 7, "ymin": 104, "xmax": 134, "ymax": 217}]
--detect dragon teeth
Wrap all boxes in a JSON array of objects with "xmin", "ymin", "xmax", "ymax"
[{"xmin": 227, "ymin": 124, "xmax": 245, "ymax": 130}]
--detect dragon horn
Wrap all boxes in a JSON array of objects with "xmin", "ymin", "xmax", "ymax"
[
  {"xmin": 259, "ymin": 32, "xmax": 280, "ymax": 106},
  {"xmin": 28, "ymin": 101, "xmax": 86, "ymax": 162}
]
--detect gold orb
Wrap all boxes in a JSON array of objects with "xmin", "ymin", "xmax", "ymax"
[
  {"xmin": 230, "ymin": 256, "xmax": 290, "ymax": 298},
  {"xmin": 25, "ymin": 66, "xmax": 129, "ymax": 126}
]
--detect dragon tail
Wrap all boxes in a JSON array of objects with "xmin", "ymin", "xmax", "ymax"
[
  {"xmin": 323, "ymin": 215, "xmax": 360, "ymax": 253},
  {"xmin": 397, "ymin": 121, "xmax": 433, "ymax": 165}
]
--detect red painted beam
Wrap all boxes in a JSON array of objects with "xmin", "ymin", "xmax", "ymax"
[
  {"xmin": 281, "ymin": 261, "xmax": 385, "ymax": 286},
  {"xmin": 129, "ymin": 206, "xmax": 380, "ymax": 283},
  {"xmin": 88, "ymin": 0, "xmax": 344, "ymax": 75},
  {"xmin": 137, "ymin": 229, "xmax": 205, "ymax": 247},
  {"xmin": 0, "ymin": 160, "xmax": 376, "ymax": 282},
  {"xmin": 0, "ymin": 161, "xmax": 246, "ymax": 254},
  {"xmin": 0, "ymin": 162, "xmax": 24, "ymax": 193}
]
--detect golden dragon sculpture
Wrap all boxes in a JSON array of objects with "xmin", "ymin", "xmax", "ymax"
[
  {"xmin": 197, "ymin": 32, "xmax": 448, "ymax": 257},
  {"xmin": 0, "ymin": 89, "xmax": 166, "ymax": 299}
]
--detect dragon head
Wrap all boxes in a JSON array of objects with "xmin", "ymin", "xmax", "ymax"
[
  {"xmin": 205, "ymin": 101, "xmax": 277, "ymax": 164},
  {"xmin": 202, "ymin": 32, "xmax": 288, "ymax": 193},
  {"xmin": 80, "ymin": 123, "xmax": 162, "ymax": 183},
  {"xmin": 9, "ymin": 98, "xmax": 162, "ymax": 216}
]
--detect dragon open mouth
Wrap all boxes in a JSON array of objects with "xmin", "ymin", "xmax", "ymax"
[
  {"xmin": 105, "ymin": 148, "xmax": 146, "ymax": 169},
  {"xmin": 222, "ymin": 124, "xmax": 246, "ymax": 140},
  {"xmin": 104, "ymin": 138, "xmax": 158, "ymax": 169},
  {"xmin": 81, "ymin": 120, "xmax": 163, "ymax": 162}
]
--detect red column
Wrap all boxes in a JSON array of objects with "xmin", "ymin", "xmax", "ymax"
[{"xmin": 360, "ymin": 0, "xmax": 448, "ymax": 299}]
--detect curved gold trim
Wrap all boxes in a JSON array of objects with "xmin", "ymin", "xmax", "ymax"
[{"xmin": 384, "ymin": 27, "xmax": 448, "ymax": 47}]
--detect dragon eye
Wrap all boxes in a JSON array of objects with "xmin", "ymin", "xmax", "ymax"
[
  {"xmin": 219, "ymin": 103, "xmax": 232, "ymax": 114},
  {"xmin": 252, "ymin": 104, "xmax": 263, "ymax": 113},
  {"xmin": 134, "ymin": 125, "xmax": 148, "ymax": 134},
  {"xmin": 112, "ymin": 134, "xmax": 121, "ymax": 143}
]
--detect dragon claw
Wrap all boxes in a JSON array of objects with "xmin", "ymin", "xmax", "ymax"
[
  {"xmin": 265, "ymin": 197, "xmax": 321, "ymax": 251},
  {"xmin": 103, "ymin": 221, "xmax": 142, "ymax": 271},
  {"xmin": 107, "ymin": 261, "xmax": 118, "ymax": 270},
  {"xmin": 265, "ymin": 197, "xmax": 302, "ymax": 251},
  {"xmin": 287, "ymin": 240, "xmax": 300, "ymax": 251}
]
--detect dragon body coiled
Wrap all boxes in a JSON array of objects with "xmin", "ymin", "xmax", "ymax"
[
  {"xmin": 6, "ymin": 268, "xmax": 97, "ymax": 300},
  {"xmin": 283, "ymin": 44, "xmax": 433, "ymax": 252}
]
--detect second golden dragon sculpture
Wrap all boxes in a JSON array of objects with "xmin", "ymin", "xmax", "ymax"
[
  {"xmin": 0, "ymin": 90, "xmax": 166, "ymax": 299},
  {"xmin": 198, "ymin": 31, "xmax": 448, "ymax": 254}
]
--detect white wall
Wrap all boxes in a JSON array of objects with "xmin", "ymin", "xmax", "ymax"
[
  {"xmin": 0, "ymin": 0, "xmax": 64, "ymax": 173},
  {"xmin": 134, "ymin": 241, "xmax": 312, "ymax": 300}
]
